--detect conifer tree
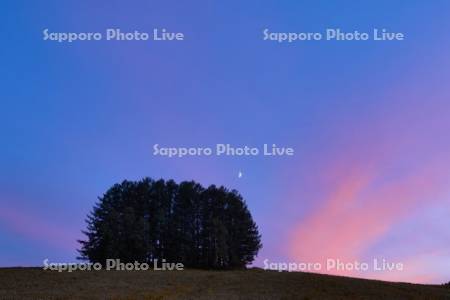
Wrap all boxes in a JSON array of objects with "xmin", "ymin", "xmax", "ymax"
[{"xmin": 78, "ymin": 178, "xmax": 262, "ymax": 269}]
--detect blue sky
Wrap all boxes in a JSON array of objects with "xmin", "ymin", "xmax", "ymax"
[{"xmin": 1, "ymin": 0, "xmax": 450, "ymax": 283}]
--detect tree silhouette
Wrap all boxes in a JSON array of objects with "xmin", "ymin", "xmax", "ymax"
[{"xmin": 78, "ymin": 178, "xmax": 261, "ymax": 269}]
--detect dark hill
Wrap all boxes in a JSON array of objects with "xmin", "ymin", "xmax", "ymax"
[{"xmin": 0, "ymin": 268, "xmax": 449, "ymax": 299}]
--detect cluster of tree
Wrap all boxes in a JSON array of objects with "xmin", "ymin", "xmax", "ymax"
[{"xmin": 78, "ymin": 178, "xmax": 262, "ymax": 269}]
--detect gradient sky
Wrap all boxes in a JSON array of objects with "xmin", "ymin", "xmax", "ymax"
[{"xmin": 1, "ymin": 0, "xmax": 450, "ymax": 284}]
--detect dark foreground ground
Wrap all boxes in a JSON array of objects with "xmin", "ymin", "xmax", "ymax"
[{"xmin": 0, "ymin": 268, "xmax": 449, "ymax": 300}]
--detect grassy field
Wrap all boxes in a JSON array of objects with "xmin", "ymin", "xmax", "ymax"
[{"xmin": 0, "ymin": 268, "xmax": 449, "ymax": 299}]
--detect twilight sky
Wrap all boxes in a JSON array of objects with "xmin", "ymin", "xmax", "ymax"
[{"xmin": 1, "ymin": 0, "xmax": 450, "ymax": 284}]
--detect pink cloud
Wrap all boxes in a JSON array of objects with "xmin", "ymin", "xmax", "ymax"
[
  {"xmin": 288, "ymin": 158, "xmax": 450, "ymax": 281},
  {"xmin": 0, "ymin": 203, "xmax": 78, "ymax": 252}
]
